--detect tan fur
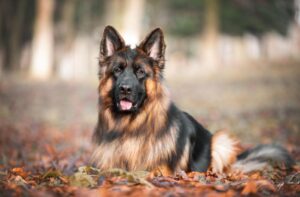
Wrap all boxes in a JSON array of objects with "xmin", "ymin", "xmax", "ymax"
[
  {"xmin": 156, "ymin": 165, "xmax": 173, "ymax": 176},
  {"xmin": 210, "ymin": 130, "xmax": 241, "ymax": 173},
  {"xmin": 99, "ymin": 77, "xmax": 113, "ymax": 100},
  {"xmin": 178, "ymin": 141, "xmax": 190, "ymax": 170},
  {"xmin": 90, "ymin": 122, "xmax": 178, "ymax": 171},
  {"xmin": 91, "ymin": 73, "xmax": 179, "ymax": 171}
]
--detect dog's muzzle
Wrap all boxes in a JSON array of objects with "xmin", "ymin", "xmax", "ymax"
[{"xmin": 118, "ymin": 84, "xmax": 134, "ymax": 111}]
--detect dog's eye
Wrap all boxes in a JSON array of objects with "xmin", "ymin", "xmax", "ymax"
[
  {"xmin": 113, "ymin": 67, "xmax": 122, "ymax": 75},
  {"xmin": 136, "ymin": 68, "xmax": 145, "ymax": 79}
]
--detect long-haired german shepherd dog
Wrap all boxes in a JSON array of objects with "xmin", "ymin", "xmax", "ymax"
[{"xmin": 91, "ymin": 26, "xmax": 294, "ymax": 176}]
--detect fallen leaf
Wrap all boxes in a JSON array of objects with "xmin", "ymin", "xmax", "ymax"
[
  {"xmin": 100, "ymin": 168, "xmax": 153, "ymax": 188},
  {"xmin": 69, "ymin": 172, "xmax": 97, "ymax": 187},
  {"xmin": 256, "ymin": 180, "xmax": 276, "ymax": 192},
  {"xmin": 11, "ymin": 175, "xmax": 29, "ymax": 189},
  {"xmin": 11, "ymin": 167, "xmax": 28, "ymax": 178},
  {"xmin": 42, "ymin": 169, "xmax": 62, "ymax": 179},
  {"xmin": 241, "ymin": 180, "xmax": 257, "ymax": 195},
  {"xmin": 59, "ymin": 176, "xmax": 69, "ymax": 184}
]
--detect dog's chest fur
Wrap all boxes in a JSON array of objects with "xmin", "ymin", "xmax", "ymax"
[{"xmin": 92, "ymin": 124, "xmax": 179, "ymax": 171}]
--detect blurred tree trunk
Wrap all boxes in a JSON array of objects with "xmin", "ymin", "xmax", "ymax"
[
  {"xmin": 30, "ymin": 0, "xmax": 54, "ymax": 79},
  {"xmin": 296, "ymin": 0, "xmax": 300, "ymax": 25},
  {"xmin": 0, "ymin": 0, "xmax": 5, "ymax": 73},
  {"xmin": 104, "ymin": 0, "xmax": 123, "ymax": 28},
  {"xmin": 121, "ymin": 0, "xmax": 145, "ymax": 46},
  {"xmin": 201, "ymin": 0, "xmax": 219, "ymax": 68},
  {"xmin": 56, "ymin": 0, "xmax": 75, "ymax": 79},
  {"xmin": 61, "ymin": 0, "xmax": 75, "ymax": 50},
  {"xmin": 104, "ymin": 0, "xmax": 145, "ymax": 46},
  {"xmin": 10, "ymin": 1, "xmax": 26, "ymax": 71},
  {"xmin": 0, "ymin": 0, "xmax": 26, "ymax": 71}
]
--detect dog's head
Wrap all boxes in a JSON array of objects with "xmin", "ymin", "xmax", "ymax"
[{"xmin": 98, "ymin": 26, "xmax": 166, "ymax": 113}]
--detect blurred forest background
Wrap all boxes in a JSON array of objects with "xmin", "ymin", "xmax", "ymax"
[
  {"xmin": 0, "ymin": 0, "xmax": 300, "ymax": 167},
  {"xmin": 0, "ymin": 0, "xmax": 299, "ymax": 79},
  {"xmin": 0, "ymin": 0, "xmax": 300, "ymax": 195}
]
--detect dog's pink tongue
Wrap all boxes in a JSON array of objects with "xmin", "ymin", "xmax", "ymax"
[{"xmin": 120, "ymin": 100, "xmax": 132, "ymax": 110}]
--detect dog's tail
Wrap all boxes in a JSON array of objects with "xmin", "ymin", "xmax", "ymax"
[
  {"xmin": 232, "ymin": 144, "xmax": 295, "ymax": 173},
  {"xmin": 210, "ymin": 131, "xmax": 295, "ymax": 173}
]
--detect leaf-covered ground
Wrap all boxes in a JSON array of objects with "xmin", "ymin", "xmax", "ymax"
[{"xmin": 0, "ymin": 62, "xmax": 300, "ymax": 196}]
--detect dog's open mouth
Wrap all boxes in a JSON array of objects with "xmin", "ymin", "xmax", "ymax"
[{"xmin": 119, "ymin": 99, "xmax": 133, "ymax": 111}]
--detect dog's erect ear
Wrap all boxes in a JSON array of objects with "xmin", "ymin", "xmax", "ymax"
[
  {"xmin": 139, "ymin": 28, "xmax": 166, "ymax": 67},
  {"xmin": 100, "ymin": 26, "xmax": 125, "ymax": 60}
]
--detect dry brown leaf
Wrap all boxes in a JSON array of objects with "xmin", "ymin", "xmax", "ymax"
[
  {"xmin": 11, "ymin": 167, "xmax": 28, "ymax": 178},
  {"xmin": 42, "ymin": 169, "xmax": 62, "ymax": 179},
  {"xmin": 241, "ymin": 180, "xmax": 257, "ymax": 195},
  {"xmin": 256, "ymin": 180, "xmax": 276, "ymax": 192}
]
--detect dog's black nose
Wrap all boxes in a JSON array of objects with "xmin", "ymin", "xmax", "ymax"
[{"xmin": 120, "ymin": 84, "xmax": 132, "ymax": 95}]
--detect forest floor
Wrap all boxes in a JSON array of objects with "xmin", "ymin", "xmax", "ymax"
[{"xmin": 0, "ymin": 61, "xmax": 300, "ymax": 196}]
